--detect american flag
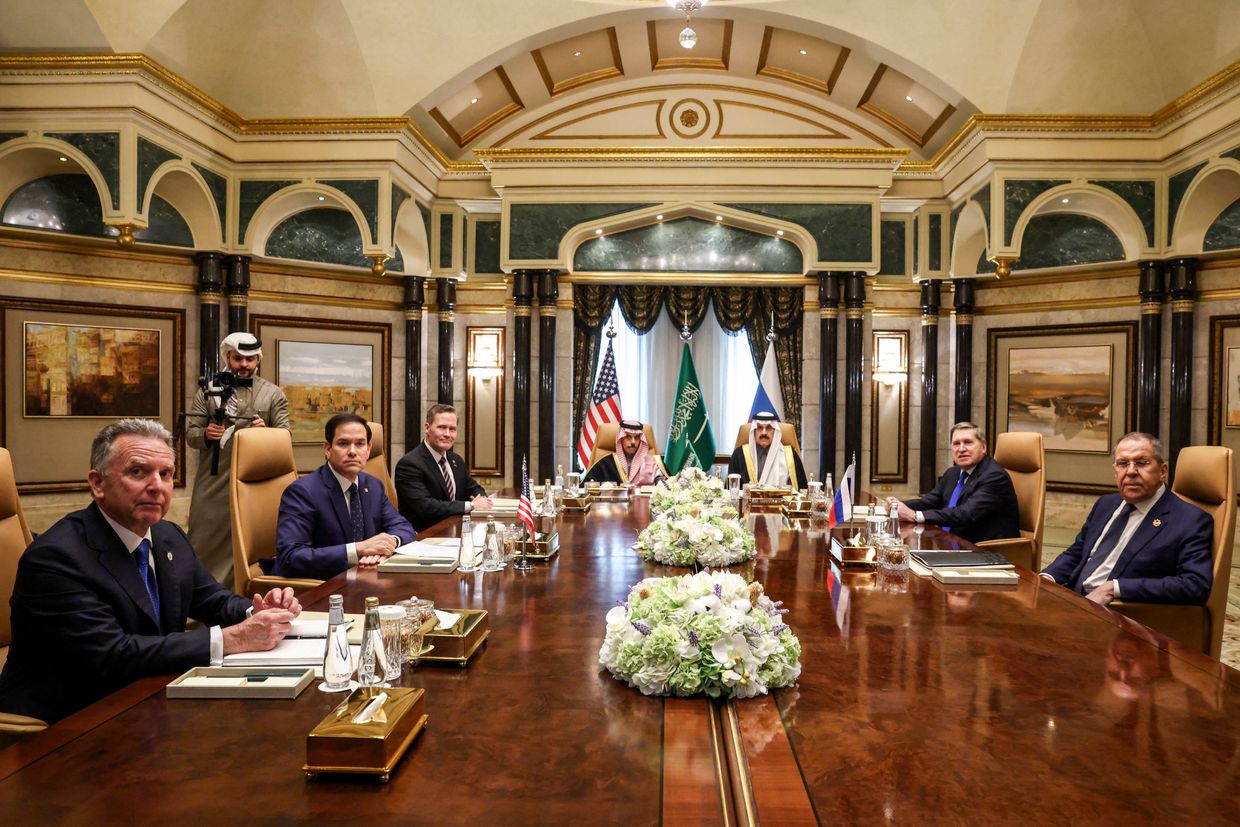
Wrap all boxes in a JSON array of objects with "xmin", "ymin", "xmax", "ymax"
[
  {"xmin": 575, "ymin": 338, "xmax": 622, "ymax": 469},
  {"xmin": 517, "ymin": 455, "xmax": 537, "ymax": 538}
]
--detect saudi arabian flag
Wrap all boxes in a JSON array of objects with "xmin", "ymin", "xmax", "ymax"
[{"xmin": 664, "ymin": 342, "xmax": 716, "ymax": 474}]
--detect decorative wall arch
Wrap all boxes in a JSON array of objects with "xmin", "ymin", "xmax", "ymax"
[
  {"xmin": 1010, "ymin": 183, "xmax": 1146, "ymax": 262},
  {"xmin": 143, "ymin": 161, "xmax": 223, "ymax": 249},
  {"xmin": 0, "ymin": 138, "xmax": 114, "ymax": 221},
  {"xmin": 559, "ymin": 201, "xmax": 816, "ymax": 273},
  {"xmin": 1171, "ymin": 160, "xmax": 1240, "ymax": 255},
  {"xmin": 393, "ymin": 197, "xmax": 430, "ymax": 275},
  {"xmin": 244, "ymin": 183, "xmax": 375, "ymax": 256},
  {"xmin": 950, "ymin": 199, "xmax": 988, "ymax": 276}
]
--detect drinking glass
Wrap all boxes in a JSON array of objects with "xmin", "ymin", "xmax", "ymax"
[
  {"xmin": 457, "ymin": 526, "xmax": 479, "ymax": 572},
  {"xmin": 566, "ymin": 472, "xmax": 581, "ymax": 495},
  {"xmin": 378, "ymin": 606, "xmax": 405, "ymax": 681},
  {"xmin": 727, "ymin": 473, "xmax": 742, "ymax": 500},
  {"xmin": 877, "ymin": 541, "xmax": 910, "ymax": 571}
]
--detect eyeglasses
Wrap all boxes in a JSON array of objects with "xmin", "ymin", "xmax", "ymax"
[{"xmin": 1113, "ymin": 459, "xmax": 1156, "ymax": 470}]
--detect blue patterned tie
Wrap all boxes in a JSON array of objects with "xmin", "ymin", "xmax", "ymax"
[
  {"xmin": 941, "ymin": 471, "xmax": 968, "ymax": 533},
  {"xmin": 348, "ymin": 483, "xmax": 366, "ymax": 542},
  {"xmin": 1075, "ymin": 503, "xmax": 1138, "ymax": 592},
  {"xmin": 134, "ymin": 538, "xmax": 161, "ymax": 624}
]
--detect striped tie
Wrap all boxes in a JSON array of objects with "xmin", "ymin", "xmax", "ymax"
[{"xmin": 440, "ymin": 456, "xmax": 456, "ymax": 501}]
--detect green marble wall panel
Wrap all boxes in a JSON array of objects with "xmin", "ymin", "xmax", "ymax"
[
  {"xmin": 239, "ymin": 179, "xmax": 297, "ymax": 244},
  {"xmin": 265, "ymin": 206, "xmax": 369, "ymax": 268},
  {"xmin": 0, "ymin": 132, "xmax": 24, "ymax": 147},
  {"xmin": 438, "ymin": 212, "xmax": 454, "ymax": 269},
  {"xmin": 1167, "ymin": 162, "xmax": 1208, "ymax": 245},
  {"xmin": 475, "ymin": 219, "xmax": 502, "ymax": 274},
  {"xmin": 135, "ymin": 195, "xmax": 193, "ymax": 247},
  {"xmin": 1012, "ymin": 214, "xmax": 1123, "ymax": 270},
  {"xmin": 1089, "ymin": 179, "xmax": 1155, "ymax": 247},
  {"xmin": 572, "ymin": 217, "xmax": 801, "ymax": 273},
  {"xmin": 509, "ymin": 203, "xmax": 654, "ymax": 261},
  {"xmin": 973, "ymin": 183, "xmax": 991, "ymax": 229},
  {"xmin": 1203, "ymin": 194, "xmax": 1240, "ymax": 251},
  {"xmin": 136, "ymin": 138, "xmax": 179, "ymax": 209},
  {"xmin": 322, "ymin": 178, "xmax": 379, "ymax": 241},
  {"xmin": 389, "ymin": 247, "xmax": 405, "ymax": 273},
  {"xmin": 724, "ymin": 202, "xmax": 872, "ymax": 263},
  {"xmin": 417, "ymin": 202, "xmax": 431, "ymax": 247},
  {"xmin": 879, "ymin": 220, "xmax": 906, "ymax": 276},
  {"xmin": 1, "ymin": 173, "xmax": 190, "ymax": 247},
  {"xmin": 45, "ymin": 132, "xmax": 121, "ymax": 210},
  {"xmin": 1004, "ymin": 179, "xmax": 1069, "ymax": 245},
  {"xmin": 912, "ymin": 215, "xmax": 919, "ymax": 275},
  {"xmin": 1222, "ymin": 146, "xmax": 1240, "ymax": 164},
  {"xmin": 950, "ymin": 204, "xmax": 961, "ymax": 245},
  {"xmin": 191, "ymin": 163, "xmax": 228, "ymax": 235},
  {"xmin": 928, "ymin": 213, "xmax": 943, "ymax": 271},
  {"xmin": 390, "ymin": 185, "xmax": 410, "ymax": 244},
  {"xmin": 975, "ymin": 250, "xmax": 997, "ymax": 275}
]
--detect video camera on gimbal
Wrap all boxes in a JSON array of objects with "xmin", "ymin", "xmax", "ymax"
[{"xmin": 178, "ymin": 370, "xmax": 256, "ymax": 476}]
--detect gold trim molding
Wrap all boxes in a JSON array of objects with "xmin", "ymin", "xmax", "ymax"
[
  {"xmin": 1171, "ymin": 299, "xmax": 1196, "ymax": 313},
  {"xmin": 475, "ymin": 145, "xmax": 908, "ymax": 166}
]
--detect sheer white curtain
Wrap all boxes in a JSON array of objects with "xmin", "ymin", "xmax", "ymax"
[{"xmin": 598, "ymin": 301, "xmax": 757, "ymax": 459}]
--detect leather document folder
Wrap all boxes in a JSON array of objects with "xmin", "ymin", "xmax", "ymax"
[{"xmin": 910, "ymin": 550, "xmax": 1014, "ymax": 569}]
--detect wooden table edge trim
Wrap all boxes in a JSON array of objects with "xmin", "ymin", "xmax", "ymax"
[
  {"xmin": 662, "ymin": 697, "xmax": 739, "ymax": 826},
  {"xmin": 729, "ymin": 695, "xmax": 818, "ymax": 826}
]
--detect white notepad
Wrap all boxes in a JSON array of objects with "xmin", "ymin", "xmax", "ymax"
[{"xmin": 222, "ymin": 637, "xmax": 330, "ymax": 667}]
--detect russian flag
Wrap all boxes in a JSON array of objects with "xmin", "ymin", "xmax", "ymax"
[
  {"xmin": 828, "ymin": 462, "xmax": 855, "ymax": 528},
  {"xmin": 748, "ymin": 339, "xmax": 784, "ymax": 421}
]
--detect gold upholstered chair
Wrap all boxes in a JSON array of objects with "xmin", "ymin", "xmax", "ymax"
[
  {"xmin": 733, "ymin": 421, "xmax": 802, "ymax": 454},
  {"xmin": 229, "ymin": 428, "xmax": 322, "ymax": 597},
  {"xmin": 0, "ymin": 447, "xmax": 48, "ymax": 734},
  {"xmin": 587, "ymin": 421, "xmax": 670, "ymax": 478},
  {"xmin": 1111, "ymin": 445, "xmax": 1236, "ymax": 659},
  {"xmin": 362, "ymin": 421, "xmax": 398, "ymax": 509},
  {"xmin": 976, "ymin": 431, "xmax": 1046, "ymax": 570}
]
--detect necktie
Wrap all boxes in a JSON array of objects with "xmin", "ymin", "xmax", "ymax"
[
  {"xmin": 348, "ymin": 483, "xmax": 366, "ymax": 542},
  {"xmin": 942, "ymin": 471, "xmax": 969, "ymax": 533},
  {"xmin": 134, "ymin": 538, "xmax": 161, "ymax": 624},
  {"xmin": 439, "ymin": 456, "xmax": 456, "ymax": 501},
  {"xmin": 1075, "ymin": 502, "xmax": 1138, "ymax": 592}
]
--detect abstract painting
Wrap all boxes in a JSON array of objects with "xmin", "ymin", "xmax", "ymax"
[
  {"xmin": 24, "ymin": 322, "xmax": 160, "ymax": 417},
  {"xmin": 1228, "ymin": 346, "xmax": 1240, "ymax": 427},
  {"xmin": 1007, "ymin": 344, "xmax": 1113, "ymax": 453}
]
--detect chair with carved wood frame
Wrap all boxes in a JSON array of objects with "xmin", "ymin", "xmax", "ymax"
[
  {"xmin": 0, "ymin": 447, "xmax": 48, "ymax": 734},
  {"xmin": 976, "ymin": 431, "xmax": 1046, "ymax": 570}
]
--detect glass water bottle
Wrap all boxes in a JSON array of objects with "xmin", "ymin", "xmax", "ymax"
[
  {"xmin": 320, "ymin": 594, "xmax": 352, "ymax": 692},
  {"xmin": 357, "ymin": 596, "xmax": 388, "ymax": 687}
]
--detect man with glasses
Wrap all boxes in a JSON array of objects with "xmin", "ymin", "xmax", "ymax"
[{"xmin": 1041, "ymin": 432, "xmax": 1213, "ymax": 606}]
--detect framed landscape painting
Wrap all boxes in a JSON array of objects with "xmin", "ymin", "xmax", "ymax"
[
  {"xmin": 988, "ymin": 322, "xmax": 1136, "ymax": 493},
  {"xmin": 1208, "ymin": 315, "xmax": 1240, "ymax": 505}
]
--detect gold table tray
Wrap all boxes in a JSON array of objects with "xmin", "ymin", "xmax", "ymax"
[{"xmin": 421, "ymin": 609, "xmax": 490, "ymax": 667}]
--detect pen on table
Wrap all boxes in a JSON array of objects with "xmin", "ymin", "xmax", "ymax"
[
  {"xmin": 242, "ymin": 671, "xmax": 301, "ymax": 682},
  {"xmin": 353, "ymin": 692, "xmax": 389, "ymax": 724}
]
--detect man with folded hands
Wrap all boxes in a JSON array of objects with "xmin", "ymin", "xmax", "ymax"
[
  {"xmin": 395, "ymin": 404, "xmax": 492, "ymax": 532},
  {"xmin": 0, "ymin": 418, "xmax": 300, "ymax": 725},
  {"xmin": 271, "ymin": 413, "xmax": 415, "ymax": 580},
  {"xmin": 1041, "ymin": 432, "xmax": 1212, "ymax": 606},
  {"xmin": 727, "ymin": 411, "xmax": 807, "ymax": 490},
  {"xmin": 585, "ymin": 419, "xmax": 667, "ymax": 486}
]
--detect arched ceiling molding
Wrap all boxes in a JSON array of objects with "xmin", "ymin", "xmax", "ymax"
[
  {"xmin": 1171, "ymin": 160, "xmax": 1240, "ymax": 255},
  {"xmin": 244, "ymin": 183, "xmax": 376, "ymax": 260},
  {"xmin": 393, "ymin": 197, "xmax": 431, "ymax": 276},
  {"xmin": 0, "ymin": 138, "xmax": 114, "ymax": 222},
  {"xmin": 1009, "ymin": 183, "xmax": 1147, "ymax": 263},
  {"xmin": 949, "ymin": 199, "xmax": 988, "ymax": 277},
  {"xmin": 143, "ymin": 161, "xmax": 223, "ymax": 250},
  {"xmin": 561, "ymin": 201, "xmax": 815, "ymax": 274}
]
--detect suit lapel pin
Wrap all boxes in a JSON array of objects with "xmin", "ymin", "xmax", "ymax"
[
  {"xmin": 166, "ymin": 551, "xmax": 173, "ymax": 561},
  {"xmin": 1152, "ymin": 518, "xmax": 1162, "ymax": 527}
]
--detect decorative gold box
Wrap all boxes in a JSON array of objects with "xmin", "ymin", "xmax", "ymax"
[
  {"xmin": 587, "ymin": 484, "xmax": 632, "ymax": 503},
  {"xmin": 304, "ymin": 686, "xmax": 427, "ymax": 783},
  {"xmin": 421, "ymin": 608, "xmax": 490, "ymax": 667},
  {"xmin": 517, "ymin": 530, "xmax": 559, "ymax": 560},
  {"xmin": 829, "ymin": 537, "xmax": 877, "ymax": 566},
  {"xmin": 747, "ymin": 486, "xmax": 792, "ymax": 507},
  {"xmin": 782, "ymin": 499, "xmax": 814, "ymax": 519},
  {"xmin": 560, "ymin": 494, "xmax": 593, "ymax": 512}
]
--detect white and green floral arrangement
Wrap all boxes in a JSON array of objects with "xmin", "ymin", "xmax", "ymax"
[
  {"xmin": 635, "ymin": 508, "xmax": 754, "ymax": 567},
  {"xmin": 650, "ymin": 466, "xmax": 730, "ymax": 516},
  {"xmin": 599, "ymin": 571, "xmax": 801, "ymax": 699}
]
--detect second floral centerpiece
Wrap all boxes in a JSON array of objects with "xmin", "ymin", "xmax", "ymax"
[
  {"xmin": 649, "ymin": 466, "xmax": 731, "ymax": 517},
  {"xmin": 635, "ymin": 508, "xmax": 755, "ymax": 567}
]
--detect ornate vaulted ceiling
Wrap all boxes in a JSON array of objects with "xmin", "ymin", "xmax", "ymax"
[{"xmin": 2, "ymin": 0, "xmax": 1238, "ymax": 163}]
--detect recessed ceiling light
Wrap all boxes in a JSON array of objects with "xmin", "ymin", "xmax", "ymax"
[
  {"xmin": 470, "ymin": 97, "xmax": 479, "ymax": 105},
  {"xmin": 58, "ymin": 156, "xmax": 67, "ymax": 162},
  {"xmin": 905, "ymin": 95, "xmax": 913, "ymax": 102},
  {"xmin": 715, "ymin": 215, "xmax": 723, "ymax": 221},
  {"xmin": 776, "ymin": 229, "xmax": 784, "ymax": 236},
  {"xmin": 1061, "ymin": 197, "xmax": 1070, "ymax": 204},
  {"xmin": 573, "ymin": 51, "xmax": 582, "ymax": 57},
  {"xmin": 656, "ymin": 214, "xmax": 664, "ymax": 220},
  {"xmin": 317, "ymin": 196, "xmax": 325, "ymax": 201},
  {"xmin": 595, "ymin": 228, "xmax": 603, "ymax": 235},
  {"xmin": 799, "ymin": 49, "xmax": 807, "ymax": 56}
]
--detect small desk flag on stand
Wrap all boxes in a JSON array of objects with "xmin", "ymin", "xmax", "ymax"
[
  {"xmin": 664, "ymin": 341, "xmax": 716, "ymax": 474},
  {"xmin": 828, "ymin": 461, "xmax": 855, "ymax": 528},
  {"xmin": 748, "ymin": 338, "xmax": 784, "ymax": 421},
  {"xmin": 517, "ymin": 455, "xmax": 537, "ymax": 538}
]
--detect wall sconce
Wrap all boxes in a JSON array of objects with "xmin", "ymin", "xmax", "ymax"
[
  {"xmin": 872, "ymin": 332, "xmax": 908, "ymax": 385},
  {"xmin": 467, "ymin": 329, "xmax": 503, "ymax": 380},
  {"xmin": 871, "ymin": 330, "xmax": 909, "ymax": 483}
]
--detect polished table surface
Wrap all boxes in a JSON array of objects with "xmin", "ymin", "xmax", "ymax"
[{"xmin": 2, "ymin": 500, "xmax": 1239, "ymax": 825}]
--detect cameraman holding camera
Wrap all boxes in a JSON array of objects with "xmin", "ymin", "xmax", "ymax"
[{"xmin": 186, "ymin": 333, "xmax": 289, "ymax": 587}]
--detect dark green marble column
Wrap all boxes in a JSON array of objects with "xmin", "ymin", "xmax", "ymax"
[
  {"xmin": 920, "ymin": 280, "xmax": 942, "ymax": 492},
  {"xmin": 818, "ymin": 273, "xmax": 839, "ymax": 484},
  {"xmin": 952, "ymin": 279, "xmax": 976, "ymax": 425},
  {"xmin": 194, "ymin": 252, "xmax": 223, "ymax": 379},
  {"xmin": 843, "ymin": 272, "xmax": 866, "ymax": 483},
  {"xmin": 537, "ymin": 270, "xmax": 559, "ymax": 482},
  {"xmin": 1136, "ymin": 261, "xmax": 1165, "ymax": 437},
  {"xmin": 512, "ymin": 271, "xmax": 534, "ymax": 488},
  {"xmin": 224, "ymin": 254, "xmax": 250, "ymax": 335},
  {"xmin": 1167, "ymin": 258, "xmax": 1198, "ymax": 474},
  {"xmin": 404, "ymin": 276, "xmax": 425, "ymax": 446},
  {"xmin": 436, "ymin": 278, "xmax": 456, "ymax": 404}
]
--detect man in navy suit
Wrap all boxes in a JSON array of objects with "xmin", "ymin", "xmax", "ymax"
[
  {"xmin": 272, "ymin": 413, "xmax": 415, "ymax": 580},
  {"xmin": 395, "ymin": 404, "xmax": 492, "ymax": 532},
  {"xmin": 0, "ymin": 419, "xmax": 298, "ymax": 724},
  {"xmin": 1042, "ymin": 432, "xmax": 1212, "ymax": 606},
  {"xmin": 885, "ymin": 422, "xmax": 1020, "ymax": 543}
]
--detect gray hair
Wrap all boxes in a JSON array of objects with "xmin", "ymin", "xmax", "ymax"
[
  {"xmin": 1114, "ymin": 431, "xmax": 1165, "ymax": 464},
  {"xmin": 950, "ymin": 421, "xmax": 986, "ymax": 445},
  {"xmin": 90, "ymin": 419, "xmax": 174, "ymax": 473}
]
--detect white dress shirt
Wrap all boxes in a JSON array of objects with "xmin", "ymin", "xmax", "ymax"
[
  {"xmin": 1079, "ymin": 484, "xmax": 1166, "ymax": 595},
  {"xmin": 326, "ymin": 464, "xmax": 362, "ymax": 566}
]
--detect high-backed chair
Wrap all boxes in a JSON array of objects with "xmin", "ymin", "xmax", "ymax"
[
  {"xmin": 734, "ymin": 422, "xmax": 802, "ymax": 454},
  {"xmin": 0, "ymin": 447, "xmax": 47, "ymax": 734},
  {"xmin": 587, "ymin": 421, "xmax": 670, "ymax": 478},
  {"xmin": 229, "ymin": 428, "xmax": 323, "ymax": 597},
  {"xmin": 976, "ymin": 431, "xmax": 1046, "ymax": 570},
  {"xmin": 1111, "ymin": 445, "xmax": 1236, "ymax": 659},
  {"xmin": 363, "ymin": 421, "xmax": 398, "ymax": 508}
]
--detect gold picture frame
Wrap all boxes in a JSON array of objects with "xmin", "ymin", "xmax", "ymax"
[{"xmin": 1207, "ymin": 314, "xmax": 1240, "ymax": 505}]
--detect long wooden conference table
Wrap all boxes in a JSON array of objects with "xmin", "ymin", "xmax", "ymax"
[{"xmin": 2, "ymin": 499, "xmax": 1239, "ymax": 824}]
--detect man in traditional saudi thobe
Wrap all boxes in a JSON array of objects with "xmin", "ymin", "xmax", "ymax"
[
  {"xmin": 584, "ymin": 420, "xmax": 668, "ymax": 485},
  {"xmin": 186, "ymin": 332, "xmax": 290, "ymax": 587},
  {"xmin": 727, "ymin": 411, "xmax": 807, "ymax": 490}
]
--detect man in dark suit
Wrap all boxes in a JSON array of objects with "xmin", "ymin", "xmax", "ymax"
[
  {"xmin": 885, "ymin": 422, "xmax": 1020, "ymax": 543},
  {"xmin": 0, "ymin": 419, "xmax": 298, "ymax": 725},
  {"xmin": 272, "ymin": 413, "xmax": 415, "ymax": 580},
  {"xmin": 395, "ymin": 404, "xmax": 491, "ymax": 532},
  {"xmin": 1042, "ymin": 432, "xmax": 1212, "ymax": 606}
]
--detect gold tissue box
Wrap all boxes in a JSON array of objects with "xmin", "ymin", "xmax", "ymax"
[
  {"xmin": 747, "ymin": 487, "xmax": 792, "ymax": 507},
  {"xmin": 587, "ymin": 484, "xmax": 632, "ymax": 502},
  {"xmin": 560, "ymin": 494, "xmax": 593, "ymax": 512},
  {"xmin": 517, "ymin": 531, "xmax": 559, "ymax": 560},
  {"xmin": 304, "ymin": 686, "xmax": 427, "ymax": 782},
  {"xmin": 829, "ymin": 537, "xmax": 877, "ymax": 566},
  {"xmin": 422, "ymin": 608, "xmax": 490, "ymax": 667}
]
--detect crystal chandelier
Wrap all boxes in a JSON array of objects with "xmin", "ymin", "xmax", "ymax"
[{"xmin": 667, "ymin": 0, "xmax": 709, "ymax": 49}]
